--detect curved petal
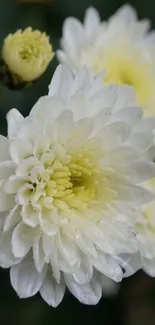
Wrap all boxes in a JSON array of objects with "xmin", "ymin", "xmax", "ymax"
[
  {"xmin": 63, "ymin": 19, "xmax": 85, "ymax": 53},
  {"xmin": 40, "ymin": 271, "xmax": 65, "ymax": 307},
  {"xmin": 142, "ymin": 257, "xmax": 155, "ymax": 277},
  {"xmin": 4, "ymin": 175, "xmax": 25, "ymax": 194},
  {"xmin": 10, "ymin": 254, "xmax": 47, "ymax": 298},
  {"xmin": 84, "ymin": 7, "xmax": 101, "ymax": 38},
  {"xmin": 39, "ymin": 211, "xmax": 58, "ymax": 236},
  {"xmin": 125, "ymin": 160, "xmax": 155, "ymax": 183},
  {"xmin": 9, "ymin": 138, "xmax": 33, "ymax": 164},
  {"xmin": 21, "ymin": 204, "xmax": 39, "ymax": 228},
  {"xmin": 48, "ymin": 64, "xmax": 74, "ymax": 101},
  {"xmin": 56, "ymin": 110, "xmax": 74, "ymax": 145},
  {"xmin": 7, "ymin": 109, "xmax": 24, "ymax": 139},
  {"xmin": 33, "ymin": 228, "xmax": 45, "ymax": 273},
  {"xmin": 73, "ymin": 255, "xmax": 93, "ymax": 284},
  {"xmin": 101, "ymin": 122, "xmax": 131, "ymax": 149},
  {"xmin": 111, "ymin": 4, "xmax": 137, "ymax": 25},
  {"xmin": 64, "ymin": 273, "xmax": 102, "ymax": 305},
  {"xmin": 3, "ymin": 205, "xmax": 21, "ymax": 232},
  {"xmin": 12, "ymin": 222, "xmax": 33, "ymax": 258},
  {"xmin": 0, "ymin": 230, "xmax": 21, "ymax": 268},
  {"xmin": 114, "ymin": 252, "xmax": 142, "ymax": 278},
  {"xmin": 92, "ymin": 252, "xmax": 123, "ymax": 282},
  {"xmin": 0, "ymin": 180, "xmax": 14, "ymax": 212},
  {"xmin": 58, "ymin": 235, "xmax": 80, "ymax": 270},
  {"xmin": 0, "ymin": 161, "xmax": 16, "ymax": 180}
]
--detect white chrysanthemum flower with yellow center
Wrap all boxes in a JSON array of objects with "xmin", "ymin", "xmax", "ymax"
[
  {"xmin": 58, "ymin": 5, "xmax": 155, "ymax": 116},
  {"xmin": 2, "ymin": 27, "xmax": 53, "ymax": 82},
  {"xmin": 0, "ymin": 65, "xmax": 155, "ymax": 306}
]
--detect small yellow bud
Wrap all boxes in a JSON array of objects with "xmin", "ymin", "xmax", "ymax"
[{"xmin": 2, "ymin": 27, "xmax": 54, "ymax": 83}]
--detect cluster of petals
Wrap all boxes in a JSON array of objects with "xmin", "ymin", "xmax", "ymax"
[
  {"xmin": 58, "ymin": 5, "xmax": 155, "ymax": 115},
  {"xmin": 0, "ymin": 64, "xmax": 155, "ymax": 305}
]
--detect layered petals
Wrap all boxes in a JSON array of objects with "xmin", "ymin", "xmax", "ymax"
[{"xmin": 0, "ymin": 64, "xmax": 154, "ymax": 306}]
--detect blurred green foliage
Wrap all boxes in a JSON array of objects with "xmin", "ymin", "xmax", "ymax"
[{"xmin": 1, "ymin": 1, "xmax": 155, "ymax": 324}]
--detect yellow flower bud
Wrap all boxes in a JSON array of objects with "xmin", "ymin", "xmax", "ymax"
[{"xmin": 2, "ymin": 27, "xmax": 54, "ymax": 82}]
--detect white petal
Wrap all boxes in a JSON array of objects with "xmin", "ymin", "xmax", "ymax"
[
  {"xmin": 103, "ymin": 146, "xmax": 139, "ymax": 166},
  {"xmin": 16, "ymin": 183, "xmax": 34, "ymax": 206},
  {"xmin": 0, "ymin": 161, "xmax": 16, "ymax": 180},
  {"xmin": 30, "ymin": 96, "xmax": 64, "ymax": 129},
  {"xmin": 115, "ymin": 184, "xmax": 154, "ymax": 205},
  {"xmin": 0, "ymin": 180, "xmax": 14, "ymax": 211},
  {"xmin": 111, "ymin": 4, "xmax": 137, "ymax": 25},
  {"xmin": 16, "ymin": 156, "xmax": 41, "ymax": 177},
  {"xmin": 99, "ymin": 274, "xmax": 119, "ymax": 297},
  {"xmin": 88, "ymin": 72, "xmax": 105, "ymax": 98},
  {"xmin": 111, "ymin": 106, "xmax": 143, "ymax": 126},
  {"xmin": 9, "ymin": 138, "xmax": 33, "ymax": 164},
  {"xmin": 7, "ymin": 109, "xmax": 24, "ymax": 138},
  {"xmin": 68, "ymin": 92, "xmax": 88, "ymax": 121},
  {"xmin": 33, "ymin": 134, "xmax": 51, "ymax": 157},
  {"xmin": 33, "ymin": 228, "xmax": 45, "ymax": 273},
  {"xmin": 0, "ymin": 230, "xmax": 21, "ymax": 268},
  {"xmin": 67, "ymin": 226, "xmax": 97, "ymax": 258},
  {"xmin": 56, "ymin": 50, "xmax": 73, "ymax": 68},
  {"xmin": 40, "ymin": 271, "xmax": 65, "ymax": 307},
  {"xmin": 125, "ymin": 160, "xmax": 155, "ymax": 183},
  {"xmin": 21, "ymin": 204, "xmax": 39, "ymax": 228},
  {"xmin": 10, "ymin": 116, "xmax": 41, "ymax": 143},
  {"xmin": 69, "ymin": 117, "xmax": 93, "ymax": 147},
  {"xmin": 4, "ymin": 175, "xmax": 24, "ymax": 194},
  {"xmin": 42, "ymin": 234, "xmax": 53, "ymax": 262},
  {"xmin": 114, "ymin": 85, "xmax": 137, "ymax": 111},
  {"xmin": 92, "ymin": 252, "xmax": 123, "ymax": 282},
  {"xmin": 3, "ymin": 205, "xmax": 21, "ymax": 232},
  {"xmin": 56, "ymin": 110, "xmax": 74, "ymax": 145},
  {"xmin": 41, "ymin": 234, "xmax": 60, "ymax": 282},
  {"xmin": 114, "ymin": 252, "xmax": 142, "ymax": 278},
  {"xmin": 10, "ymin": 254, "xmax": 47, "ymax": 298},
  {"xmin": 29, "ymin": 96, "xmax": 50, "ymax": 124},
  {"xmin": 101, "ymin": 122, "xmax": 131, "ymax": 149},
  {"xmin": 142, "ymin": 257, "xmax": 155, "ymax": 277},
  {"xmin": 73, "ymin": 255, "xmax": 93, "ymax": 284},
  {"xmin": 64, "ymin": 273, "xmax": 102, "ymax": 305},
  {"xmin": 48, "ymin": 64, "xmax": 73, "ymax": 101},
  {"xmin": 129, "ymin": 132, "xmax": 153, "ymax": 151},
  {"xmin": 12, "ymin": 222, "xmax": 33, "ymax": 258},
  {"xmin": 71, "ymin": 67, "xmax": 93, "ymax": 96},
  {"xmin": 63, "ymin": 19, "xmax": 85, "ymax": 52},
  {"xmin": 58, "ymin": 235, "xmax": 80, "ymax": 270},
  {"xmin": 89, "ymin": 85, "xmax": 117, "ymax": 117},
  {"xmin": 137, "ymin": 117, "xmax": 155, "ymax": 133},
  {"xmin": 84, "ymin": 7, "xmax": 101, "ymax": 38},
  {"xmin": 0, "ymin": 135, "xmax": 10, "ymax": 161},
  {"xmin": 39, "ymin": 211, "xmax": 58, "ymax": 236}
]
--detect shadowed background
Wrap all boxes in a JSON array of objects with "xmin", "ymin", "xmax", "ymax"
[{"xmin": 0, "ymin": 0, "xmax": 155, "ymax": 324}]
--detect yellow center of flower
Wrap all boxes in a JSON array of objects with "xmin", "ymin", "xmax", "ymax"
[
  {"xmin": 20, "ymin": 145, "xmax": 115, "ymax": 219},
  {"xmin": 46, "ymin": 154, "xmax": 97, "ymax": 212},
  {"xmin": 83, "ymin": 44, "xmax": 155, "ymax": 116},
  {"xmin": 2, "ymin": 27, "xmax": 54, "ymax": 82},
  {"xmin": 103, "ymin": 48, "xmax": 153, "ymax": 112}
]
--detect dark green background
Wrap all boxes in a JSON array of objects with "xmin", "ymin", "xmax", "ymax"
[{"xmin": 1, "ymin": 1, "xmax": 155, "ymax": 324}]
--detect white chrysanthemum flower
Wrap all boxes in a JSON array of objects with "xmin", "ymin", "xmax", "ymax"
[
  {"xmin": 58, "ymin": 5, "xmax": 155, "ymax": 116},
  {"xmin": 0, "ymin": 65, "xmax": 155, "ymax": 306}
]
